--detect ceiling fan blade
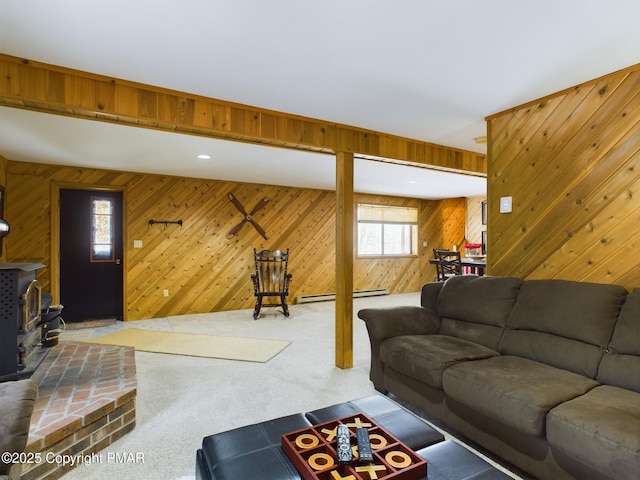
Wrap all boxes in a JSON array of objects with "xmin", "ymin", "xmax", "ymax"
[
  {"xmin": 250, "ymin": 197, "xmax": 270, "ymax": 215},
  {"xmin": 227, "ymin": 192, "xmax": 248, "ymax": 215},
  {"xmin": 250, "ymin": 220, "xmax": 268, "ymax": 240},
  {"xmin": 226, "ymin": 220, "xmax": 247, "ymax": 238}
]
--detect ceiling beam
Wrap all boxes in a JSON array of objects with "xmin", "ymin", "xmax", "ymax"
[{"xmin": 0, "ymin": 54, "xmax": 486, "ymax": 175}]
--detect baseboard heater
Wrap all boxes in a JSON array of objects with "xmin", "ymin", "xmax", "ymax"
[{"xmin": 295, "ymin": 288, "xmax": 389, "ymax": 304}]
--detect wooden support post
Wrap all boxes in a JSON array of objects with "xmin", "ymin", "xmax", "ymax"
[{"xmin": 335, "ymin": 151, "xmax": 354, "ymax": 369}]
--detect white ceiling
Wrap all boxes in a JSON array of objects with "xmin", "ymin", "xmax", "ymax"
[{"xmin": 1, "ymin": 0, "xmax": 639, "ymax": 199}]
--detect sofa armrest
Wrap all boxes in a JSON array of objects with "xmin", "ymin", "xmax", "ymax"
[
  {"xmin": 0, "ymin": 379, "xmax": 38, "ymax": 476},
  {"xmin": 358, "ymin": 306, "xmax": 440, "ymax": 341}
]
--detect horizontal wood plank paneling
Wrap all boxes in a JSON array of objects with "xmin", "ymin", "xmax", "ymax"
[
  {"xmin": 0, "ymin": 54, "xmax": 486, "ymax": 175},
  {"xmin": 4, "ymin": 160, "xmax": 463, "ymax": 320},
  {"xmin": 487, "ymin": 64, "xmax": 640, "ymax": 290}
]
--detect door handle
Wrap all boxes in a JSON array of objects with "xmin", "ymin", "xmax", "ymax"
[{"xmin": 115, "ymin": 259, "xmax": 121, "ymax": 265}]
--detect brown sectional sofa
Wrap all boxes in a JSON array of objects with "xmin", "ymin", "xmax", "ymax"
[{"xmin": 358, "ymin": 275, "xmax": 640, "ymax": 480}]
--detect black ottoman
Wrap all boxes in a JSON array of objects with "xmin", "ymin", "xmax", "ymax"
[
  {"xmin": 196, "ymin": 394, "xmax": 443, "ymax": 480},
  {"xmin": 416, "ymin": 440, "xmax": 513, "ymax": 480},
  {"xmin": 197, "ymin": 413, "xmax": 310, "ymax": 480}
]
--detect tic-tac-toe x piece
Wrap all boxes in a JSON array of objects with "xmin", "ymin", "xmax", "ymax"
[
  {"xmin": 346, "ymin": 417, "xmax": 372, "ymax": 429},
  {"xmin": 355, "ymin": 464, "xmax": 387, "ymax": 479},
  {"xmin": 330, "ymin": 471, "xmax": 356, "ymax": 480},
  {"xmin": 321, "ymin": 426, "xmax": 338, "ymax": 441}
]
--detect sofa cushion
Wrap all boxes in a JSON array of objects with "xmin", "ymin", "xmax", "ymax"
[
  {"xmin": 437, "ymin": 276, "xmax": 523, "ymax": 350},
  {"xmin": 501, "ymin": 279, "xmax": 627, "ymax": 377},
  {"xmin": 442, "ymin": 355, "xmax": 599, "ymax": 437},
  {"xmin": 597, "ymin": 288, "xmax": 640, "ymax": 392},
  {"xmin": 547, "ymin": 385, "xmax": 640, "ymax": 480},
  {"xmin": 381, "ymin": 334, "xmax": 499, "ymax": 389}
]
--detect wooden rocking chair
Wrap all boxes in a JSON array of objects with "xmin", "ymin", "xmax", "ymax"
[{"xmin": 251, "ymin": 248, "xmax": 292, "ymax": 319}]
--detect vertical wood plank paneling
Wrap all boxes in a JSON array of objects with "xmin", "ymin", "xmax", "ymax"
[
  {"xmin": 487, "ymin": 64, "xmax": 640, "ymax": 290},
  {"xmin": 4, "ymin": 160, "xmax": 463, "ymax": 320}
]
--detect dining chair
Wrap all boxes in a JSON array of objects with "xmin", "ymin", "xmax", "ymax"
[{"xmin": 433, "ymin": 249, "xmax": 462, "ymax": 281}]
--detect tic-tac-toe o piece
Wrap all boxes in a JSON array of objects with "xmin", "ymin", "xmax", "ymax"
[
  {"xmin": 368, "ymin": 433, "xmax": 388, "ymax": 450},
  {"xmin": 308, "ymin": 452, "xmax": 335, "ymax": 471},
  {"xmin": 295, "ymin": 433, "xmax": 320, "ymax": 449},
  {"xmin": 384, "ymin": 450, "xmax": 412, "ymax": 469}
]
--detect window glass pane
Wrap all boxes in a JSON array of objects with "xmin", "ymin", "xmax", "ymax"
[
  {"xmin": 93, "ymin": 215, "xmax": 112, "ymax": 243},
  {"xmin": 93, "ymin": 199, "xmax": 112, "ymax": 215},
  {"xmin": 91, "ymin": 197, "xmax": 114, "ymax": 261},
  {"xmin": 358, "ymin": 223, "xmax": 382, "ymax": 255},
  {"xmin": 92, "ymin": 244, "xmax": 112, "ymax": 259},
  {"xmin": 383, "ymin": 224, "xmax": 412, "ymax": 255}
]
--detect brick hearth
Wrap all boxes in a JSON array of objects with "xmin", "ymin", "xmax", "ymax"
[{"xmin": 19, "ymin": 341, "xmax": 137, "ymax": 480}]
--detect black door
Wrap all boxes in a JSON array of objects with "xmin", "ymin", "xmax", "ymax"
[{"xmin": 60, "ymin": 189, "xmax": 123, "ymax": 322}]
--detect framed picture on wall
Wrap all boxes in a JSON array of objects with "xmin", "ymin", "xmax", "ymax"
[{"xmin": 481, "ymin": 201, "xmax": 487, "ymax": 225}]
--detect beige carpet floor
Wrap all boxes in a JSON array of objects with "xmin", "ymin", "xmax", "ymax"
[
  {"xmin": 58, "ymin": 294, "xmax": 522, "ymax": 480},
  {"xmin": 86, "ymin": 328, "xmax": 291, "ymax": 362}
]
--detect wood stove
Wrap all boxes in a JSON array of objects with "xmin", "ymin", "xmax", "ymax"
[{"xmin": 0, "ymin": 263, "xmax": 49, "ymax": 382}]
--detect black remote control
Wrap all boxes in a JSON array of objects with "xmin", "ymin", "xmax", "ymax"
[
  {"xmin": 336, "ymin": 424, "xmax": 353, "ymax": 464},
  {"xmin": 356, "ymin": 427, "xmax": 373, "ymax": 463}
]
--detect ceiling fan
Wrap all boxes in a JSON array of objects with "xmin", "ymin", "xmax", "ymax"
[{"xmin": 226, "ymin": 192, "xmax": 270, "ymax": 240}]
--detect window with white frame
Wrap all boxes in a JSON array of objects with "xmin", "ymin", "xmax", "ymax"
[{"xmin": 357, "ymin": 204, "xmax": 418, "ymax": 256}]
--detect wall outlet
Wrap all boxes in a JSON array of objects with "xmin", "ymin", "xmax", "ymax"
[
  {"xmin": 163, "ymin": 289, "xmax": 169, "ymax": 297},
  {"xmin": 133, "ymin": 240, "xmax": 143, "ymax": 248}
]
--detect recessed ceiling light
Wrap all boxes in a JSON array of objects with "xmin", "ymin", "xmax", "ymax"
[
  {"xmin": 408, "ymin": 180, "xmax": 419, "ymax": 184},
  {"xmin": 197, "ymin": 154, "xmax": 211, "ymax": 159}
]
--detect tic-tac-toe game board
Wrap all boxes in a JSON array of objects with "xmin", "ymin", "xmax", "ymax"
[{"xmin": 281, "ymin": 413, "xmax": 427, "ymax": 480}]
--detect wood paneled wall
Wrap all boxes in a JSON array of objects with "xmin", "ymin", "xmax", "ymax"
[
  {"xmin": 5, "ymin": 160, "xmax": 466, "ymax": 320},
  {"xmin": 487, "ymin": 64, "xmax": 640, "ymax": 290},
  {"xmin": 466, "ymin": 195, "xmax": 486, "ymax": 248},
  {"xmin": 420, "ymin": 197, "xmax": 467, "ymax": 283}
]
